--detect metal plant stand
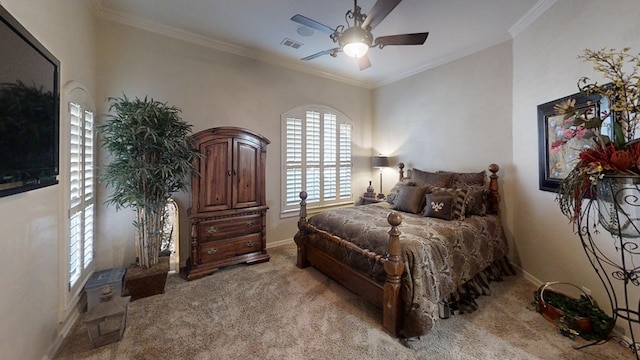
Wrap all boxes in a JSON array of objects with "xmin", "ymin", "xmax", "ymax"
[{"xmin": 576, "ymin": 175, "xmax": 640, "ymax": 358}]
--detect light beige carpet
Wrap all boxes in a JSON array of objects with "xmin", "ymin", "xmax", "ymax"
[{"xmin": 54, "ymin": 243, "xmax": 633, "ymax": 360}]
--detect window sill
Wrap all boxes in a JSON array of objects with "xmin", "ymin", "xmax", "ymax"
[{"xmin": 280, "ymin": 200, "xmax": 354, "ymax": 219}]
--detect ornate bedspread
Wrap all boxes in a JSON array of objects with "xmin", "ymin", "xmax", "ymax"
[{"xmin": 305, "ymin": 202, "xmax": 509, "ymax": 337}]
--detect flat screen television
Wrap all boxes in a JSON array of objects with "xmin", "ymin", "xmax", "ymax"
[{"xmin": 0, "ymin": 5, "xmax": 60, "ymax": 197}]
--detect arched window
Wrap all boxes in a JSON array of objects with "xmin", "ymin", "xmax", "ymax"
[{"xmin": 281, "ymin": 105, "xmax": 353, "ymax": 215}]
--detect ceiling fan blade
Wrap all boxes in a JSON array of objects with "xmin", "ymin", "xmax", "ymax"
[
  {"xmin": 374, "ymin": 32, "xmax": 429, "ymax": 46},
  {"xmin": 291, "ymin": 14, "xmax": 335, "ymax": 34},
  {"xmin": 301, "ymin": 48, "xmax": 339, "ymax": 61},
  {"xmin": 361, "ymin": 0, "xmax": 402, "ymax": 31},
  {"xmin": 357, "ymin": 54, "xmax": 372, "ymax": 70}
]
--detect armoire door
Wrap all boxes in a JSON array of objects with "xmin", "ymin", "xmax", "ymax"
[
  {"xmin": 198, "ymin": 138, "xmax": 233, "ymax": 212},
  {"xmin": 232, "ymin": 138, "xmax": 261, "ymax": 208}
]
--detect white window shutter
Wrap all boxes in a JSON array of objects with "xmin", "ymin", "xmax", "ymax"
[
  {"xmin": 68, "ymin": 102, "xmax": 95, "ymax": 290},
  {"xmin": 281, "ymin": 106, "xmax": 353, "ymax": 213},
  {"xmin": 339, "ymin": 123, "xmax": 352, "ymax": 198},
  {"xmin": 285, "ymin": 118, "xmax": 303, "ymax": 207},
  {"xmin": 68, "ymin": 211, "xmax": 81, "ymax": 287}
]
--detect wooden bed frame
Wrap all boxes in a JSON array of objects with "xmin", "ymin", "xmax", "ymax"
[{"xmin": 293, "ymin": 163, "xmax": 501, "ymax": 337}]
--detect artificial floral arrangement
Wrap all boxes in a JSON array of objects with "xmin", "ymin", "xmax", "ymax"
[{"xmin": 554, "ymin": 48, "xmax": 640, "ymax": 223}]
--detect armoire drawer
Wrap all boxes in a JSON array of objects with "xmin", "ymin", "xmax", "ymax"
[
  {"xmin": 199, "ymin": 233, "xmax": 262, "ymax": 263},
  {"xmin": 197, "ymin": 214, "xmax": 261, "ymax": 242}
]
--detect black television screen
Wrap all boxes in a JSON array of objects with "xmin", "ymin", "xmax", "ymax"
[{"xmin": 0, "ymin": 5, "xmax": 60, "ymax": 197}]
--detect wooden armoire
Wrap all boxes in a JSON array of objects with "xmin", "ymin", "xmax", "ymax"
[{"xmin": 184, "ymin": 127, "xmax": 270, "ymax": 280}]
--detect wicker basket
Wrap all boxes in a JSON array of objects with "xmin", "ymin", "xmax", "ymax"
[{"xmin": 536, "ymin": 281, "xmax": 593, "ymax": 333}]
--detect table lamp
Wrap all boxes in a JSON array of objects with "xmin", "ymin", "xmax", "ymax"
[{"xmin": 372, "ymin": 155, "xmax": 389, "ymax": 199}]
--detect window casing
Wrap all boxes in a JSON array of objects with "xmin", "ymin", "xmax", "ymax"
[{"xmin": 282, "ymin": 105, "xmax": 353, "ymax": 215}]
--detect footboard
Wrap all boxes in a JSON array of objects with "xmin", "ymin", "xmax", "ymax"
[{"xmin": 294, "ymin": 191, "xmax": 404, "ymax": 337}]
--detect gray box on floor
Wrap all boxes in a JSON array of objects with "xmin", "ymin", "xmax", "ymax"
[{"xmin": 84, "ymin": 267, "xmax": 126, "ymax": 311}]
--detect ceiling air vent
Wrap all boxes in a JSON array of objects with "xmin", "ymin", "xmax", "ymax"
[{"xmin": 281, "ymin": 38, "xmax": 302, "ymax": 50}]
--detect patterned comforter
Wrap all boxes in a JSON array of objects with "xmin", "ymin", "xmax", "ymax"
[{"xmin": 304, "ymin": 202, "xmax": 509, "ymax": 337}]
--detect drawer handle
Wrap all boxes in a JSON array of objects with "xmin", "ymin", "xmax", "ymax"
[
  {"xmin": 207, "ymin": 248, "xmax": 218, "ymax": 255},
  {"xmin": 246, "ymin": 220, "xmax": 256, "ymax": 227},
  {"xmin": 206, "ymin": 226, "xmax": 218, "ymax": 234},
  {"xmin": 246, "ymin": 241, "xmax": 255, "ymax": 247}
]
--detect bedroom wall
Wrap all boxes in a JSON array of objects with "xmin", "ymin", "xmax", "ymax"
[
  {"xmin": 94, "ymin": 19, "xmax": 374, "ymax": 271},
  {"xmin": 372, "ymin": 41, "xmax": 515, "ymax": 252},
  {"xmin": 0, "ymin": 1, "xmax": 97, "ymax": 359},
  {"xmin": 512, "ymin": 0, "xmax": 640, "ymax": 337}
]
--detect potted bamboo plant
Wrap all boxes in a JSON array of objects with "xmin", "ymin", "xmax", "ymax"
[{"xmin": 98, "ymin": 95, "xmax": 199, "ymax": 300}]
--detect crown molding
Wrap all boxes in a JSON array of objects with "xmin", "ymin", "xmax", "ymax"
[
  {"xmin": 92, "ymin": 0, "xmax": 375, "ymax": 89},
  {"xmin": 378, "ymin": 37, "xmax": 510, "ymax": 87},
  {"xmin": 508, "ymin": 0, "xmax": 557, "ymax": 38},
  {"xmin": 378, "ymin": 0, "xmax": 555, "ymax": 87}
]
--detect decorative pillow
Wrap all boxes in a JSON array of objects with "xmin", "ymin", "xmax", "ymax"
[
  {"xmin": 392, "ymin": 185, "xmax": 430, "ymax": 214},
  {"xmin": 411, "ymin": 168, "xmax": 455, "ymax": 188},
  {"xmin": 386, "ymin": 178, "xmax": 416, "ymax": 204},
  {"xmin": 423, "ymin": 194, "xmax": 454, "ymax": 220},
  {"xmin": 465, "ymin": 186, "xmax": 488, "ymax": 216},
  {"xmin": 437, "ymin": 170, "xmax": 486, "ymax": 188},
  {"xmin": 430, "ymin": 187, "xmax": 470, "ymax": 220}
]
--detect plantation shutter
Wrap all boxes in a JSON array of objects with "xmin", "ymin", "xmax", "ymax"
[
  {"xmin": 339, "ymin": 123, "xmax": 352, "ymax": 198},
  {"xmin": 68, "ymin": 102, "xmax": 95, "ymax": 290},
  {"xmin": 284, "ymin": 117, "xmax": 302, "ymax": 207},
  {"xmin": 282, "ymin": 106, "xmax": 353, "ymax": 214},
  {"xmin": 323, "ymin": 113, "xmax": 337, "ymax": 201},
  {"xmin": 306, "ymin": 111, "xmax": 321, "ymax": 203}
]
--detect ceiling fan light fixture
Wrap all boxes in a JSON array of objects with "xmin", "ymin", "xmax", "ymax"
[
  {"xmin": 292, "ymin": 0, "xmax": 429, "ymax": 69},
  {"xmin": 340, "ymin": 26, "xmax": 372, "ymax": 58},
  {"xmin": 343, "ymin": 41, "xmax": 369, "ymax": 58}
]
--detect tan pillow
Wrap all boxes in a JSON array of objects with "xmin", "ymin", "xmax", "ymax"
[
  {"xmin": 465, "ymin": 186, "xmax": 487, "ymax": 216},
  {"xmin": 392, "ymin": 185, "xmax": 430, "ymax": 214},
  {"xmin": 437, "ymin": 170, "xmax": 486, "ymax": 188},
  {"xmin": 411, "ymin": 168, "xmax": 454, "ymax": 188},
  {"xmin": 386, "ymin": 178, "xmax": 416, "ymax": 204}
]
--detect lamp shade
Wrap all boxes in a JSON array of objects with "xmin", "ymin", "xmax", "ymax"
[{"xmin": 372, "ymin": 156, "xmax": 390, "ymax": 168}]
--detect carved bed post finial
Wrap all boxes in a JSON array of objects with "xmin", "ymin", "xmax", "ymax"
[
  {"xmin": 488, "ymin": 164, "xmax": 500, "ymax": 214},
  {"xmin": 398, "ymin": 162, "xmax": 405, "ymax": 181},
  {"xmin": 299, "ymin": 191, "xmax": 308, "ymax": 222},
  {"xmin": 383, "ymin": 211, "xmax": 404, "ymax": 337}
]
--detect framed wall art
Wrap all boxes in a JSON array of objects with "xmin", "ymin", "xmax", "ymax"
[{"xmin": 537, "ymin": 91, "xmax": 610, "ymax": 192}]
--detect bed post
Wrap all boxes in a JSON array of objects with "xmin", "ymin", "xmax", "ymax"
[
  {"xmin": 294, "ymin": 191, "xmax": 309, "ymax": 269},
  {"xmin": 398, "ymin": 162, "xmax": 405, "ymax": 181},
  {"xmin": 383, "ymin": 211, "xmax": 404, "ymax": 337},
  {"xmin": 487, "ymin": 164, "xmax": 500, "ymax": 214}
]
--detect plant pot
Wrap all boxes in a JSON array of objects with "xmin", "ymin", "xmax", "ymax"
[
  {"xmin": 123, "ymin": 256, "xmax": 170, "ymax": 301},
  {"xmin": 596, "ymin": 175, "xmax": 640, "ymax": 238},
  {"xmin": 536, "ymin": 282, "xmax": 593, "ymax": 333}
]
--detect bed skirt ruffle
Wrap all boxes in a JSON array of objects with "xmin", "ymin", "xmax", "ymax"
[{"xmin": 439, "ymin": 256, "xmax": 517, "ymax": 317}]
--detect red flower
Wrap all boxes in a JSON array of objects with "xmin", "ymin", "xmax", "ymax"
[{"xmin": 610, "ymin": 150, "xmax": 632, "ymax": 170}]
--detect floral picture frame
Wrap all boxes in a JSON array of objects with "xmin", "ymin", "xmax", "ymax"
[{"xmin": 537, "ymin": 91, "xmax": 610, "ymax": 192}]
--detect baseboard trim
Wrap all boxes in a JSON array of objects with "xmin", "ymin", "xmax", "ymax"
[
  {"xmin": 44, "ymin": 298, "xmax": 85, "ymax": 360},
  {"xmin": 267, "ymin": 238, "xmax": 294, "ymax": 249}
]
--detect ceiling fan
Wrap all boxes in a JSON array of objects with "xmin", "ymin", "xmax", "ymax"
[{"xmin": 291, "ymin": 0, "xmax": 429, "ymax": 70}]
